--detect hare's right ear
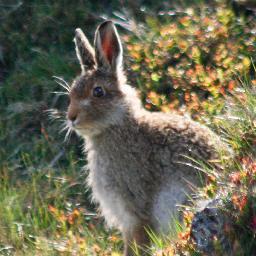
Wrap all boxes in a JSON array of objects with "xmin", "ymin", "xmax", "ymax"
[
  {"xmin": 74, "ymin": 28, "xmax": 96, "ymax": 73},
  {"xmin": 94, "ymin": 21, "xmax": 123, "ymax": 73}
]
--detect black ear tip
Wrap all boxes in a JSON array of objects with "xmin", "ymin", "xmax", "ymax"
[
  {"xmin": 101, "ymin": 20, "xmax": 114, "ymax": 25},
  {"xmin": 98, "ymin": 20, "xmax": 115, "ymax": 30}
]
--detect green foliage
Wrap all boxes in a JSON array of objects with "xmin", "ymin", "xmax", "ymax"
[
  {"xmin": 0, "ymin": 1, "xmax": 125, "ymax": 254},
  {"xmin": 169, "ymin": 81, "xmax": 256, "ymax": 255},
  {"xmin": 0, "ymin": 163, "xmax": 123, "ymax": 255},
  {"xmin": 125, "ymin": 4, "xmax": 256, "ymax": 116}
]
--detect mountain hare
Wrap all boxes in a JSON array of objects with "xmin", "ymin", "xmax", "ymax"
[{"xmin": 67, "ymin": 21, "xmax": 224, "ymax": 255}]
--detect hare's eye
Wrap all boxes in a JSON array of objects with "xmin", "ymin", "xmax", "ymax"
[{"xmin": 93, "ymin": 86, "xmax": 105, "ymax": 97}]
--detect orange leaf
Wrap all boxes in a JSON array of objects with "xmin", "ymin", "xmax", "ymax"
[{"xmin": 229, "ymin": 172, "xmax": 241, "ymax": 185}]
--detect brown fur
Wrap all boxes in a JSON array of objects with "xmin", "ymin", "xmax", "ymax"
[
  {"xmin": 124, "ymin": 221, "xmax": 151, "ymax": 256},
  {"xmin": 66, "ymin": 21, "xmax": 229, "ymax": 255}
]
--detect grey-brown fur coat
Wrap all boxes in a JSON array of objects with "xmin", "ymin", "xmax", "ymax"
[{"xmin": 66, "ymin": 21, "xmax": 226, "ymax": 255}]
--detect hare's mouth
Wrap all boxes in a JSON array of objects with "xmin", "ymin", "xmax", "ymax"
[
  {"xmin": 68, "ymin": 118, "xmax": 83, "ymax": 130},
  {"xmin": 70, "ymin": 124, "xmax": 84, "ymax": 132},
  {"xmin": 70, "ymin": 122, "xmax": 91, "ymax": 134},
  {"xmin": 62, "ymin": 119, "xmax": 84, "ymax": 140}
]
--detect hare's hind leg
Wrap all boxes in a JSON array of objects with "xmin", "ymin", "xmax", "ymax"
[{"xmin": 123, "ymin": 222, "xmax": 151, "ymax": 256}]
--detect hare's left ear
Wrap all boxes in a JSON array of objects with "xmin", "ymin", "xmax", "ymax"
[
  {"xmin": 94, "ymin": 21, "xmax": 123, "ymax": 73},
  {"xmin": 74, "ymin": 28, "xmax": 96, "ymax": 73}
]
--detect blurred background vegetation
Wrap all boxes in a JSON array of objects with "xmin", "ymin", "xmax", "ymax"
[{"xmin": 0, "ymin": 0, "xmax": 255, "ymax": 255}]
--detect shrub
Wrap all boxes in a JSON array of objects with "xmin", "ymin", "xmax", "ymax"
[{"xmin": 124, "ymin": 4, "xmax": 256, "ymax": 117}]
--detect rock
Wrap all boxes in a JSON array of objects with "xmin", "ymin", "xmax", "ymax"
[{"xmin": 190, "ymin": 198, "xmax": 233, "ymax": 255}]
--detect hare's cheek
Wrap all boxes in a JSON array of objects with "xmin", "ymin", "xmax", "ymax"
[
  {"xmin": 81, "ymin": 99, "xmax": 91, "ymax": 107},
  {"xmin": 78, "ymin": 99, "xmax": 91, "ymax": 117}
]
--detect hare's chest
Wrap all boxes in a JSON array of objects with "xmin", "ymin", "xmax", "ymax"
[{"xmin": 86, "ymin": 150, "xmax": 137, "ymax": 232}]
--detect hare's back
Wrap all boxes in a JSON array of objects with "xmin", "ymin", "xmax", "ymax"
[{"xmin": 141, "ymin": 111, "xmax": 219, "ymax": 160}]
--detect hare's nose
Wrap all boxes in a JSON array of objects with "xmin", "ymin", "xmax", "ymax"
[{"xmin": 68, "ymin": 113, "xmax": 77, "ymax": 122}]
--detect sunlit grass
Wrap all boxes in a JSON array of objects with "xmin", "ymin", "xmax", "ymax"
[{"xmin": 0, "ymin": 162, "xmax": 123, "ymax": 255}]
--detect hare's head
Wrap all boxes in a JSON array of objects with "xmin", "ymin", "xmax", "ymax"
[{"xmin": 67, "ymin": 21, "xmax": 129, "ymax": 137}]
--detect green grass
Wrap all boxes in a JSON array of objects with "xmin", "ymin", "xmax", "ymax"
[
  {"xmin": 0, "ymin": 0, "xmax": 256, "ymax": 255},
  {"xmin": 0, "ymin": 161, "xmax": 123, "ymax": 255}
]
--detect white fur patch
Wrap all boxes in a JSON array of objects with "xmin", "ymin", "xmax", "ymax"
[
  {"xmin": 152, "ymin": 182, "xmax": 187, "ymax": 234},
  {"xmin": 81, "ymin": 99, "xmax": 91, "ymax": 106},
  {"xmin": 86, "ymin": 148, "xmax": 138, "ymax": 233}
]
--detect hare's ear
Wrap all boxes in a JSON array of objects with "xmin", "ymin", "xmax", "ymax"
[
  {"xmin": 74, "ymin": 28, "xmax": 96, "ymax": 72},
  {"xmin": 94, "ymin": 21, "xmax": 123, "ymax": 73}
]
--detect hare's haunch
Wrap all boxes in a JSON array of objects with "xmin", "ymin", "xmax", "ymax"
[{"xmin": 67, "ymin": 21, "xmax": 225, "ymax": 256}]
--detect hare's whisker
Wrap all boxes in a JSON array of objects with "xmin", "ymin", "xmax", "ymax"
[
  {"xmin": 64, "ymin": 127, "xmax": 72, "ymax": 142},
  {"xmin": 53, "ymin": 76, "xmax": 70, "ymax": 88},
  {"xmin": 46, "ymin": 108, "xmax": 65, "ymax": 121},
  {"xmin": 51, "ymin": 91, "xmax": 69, "ymax": 95},
  {"xmin": 54, "ymin": 79, "xmax": 70, "ymax": 92},
  {"xmin": 53, "ymin": 76, "xmax": 71, "ymax": 92},
  {"xmin": 60, "ymin": 123, "xmax": 69, "ymax": 133}
]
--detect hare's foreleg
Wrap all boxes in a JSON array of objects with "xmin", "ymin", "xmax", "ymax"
[{"xmin": 123, "ymin": 222, "xmax": 151, "ymax": 256}]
